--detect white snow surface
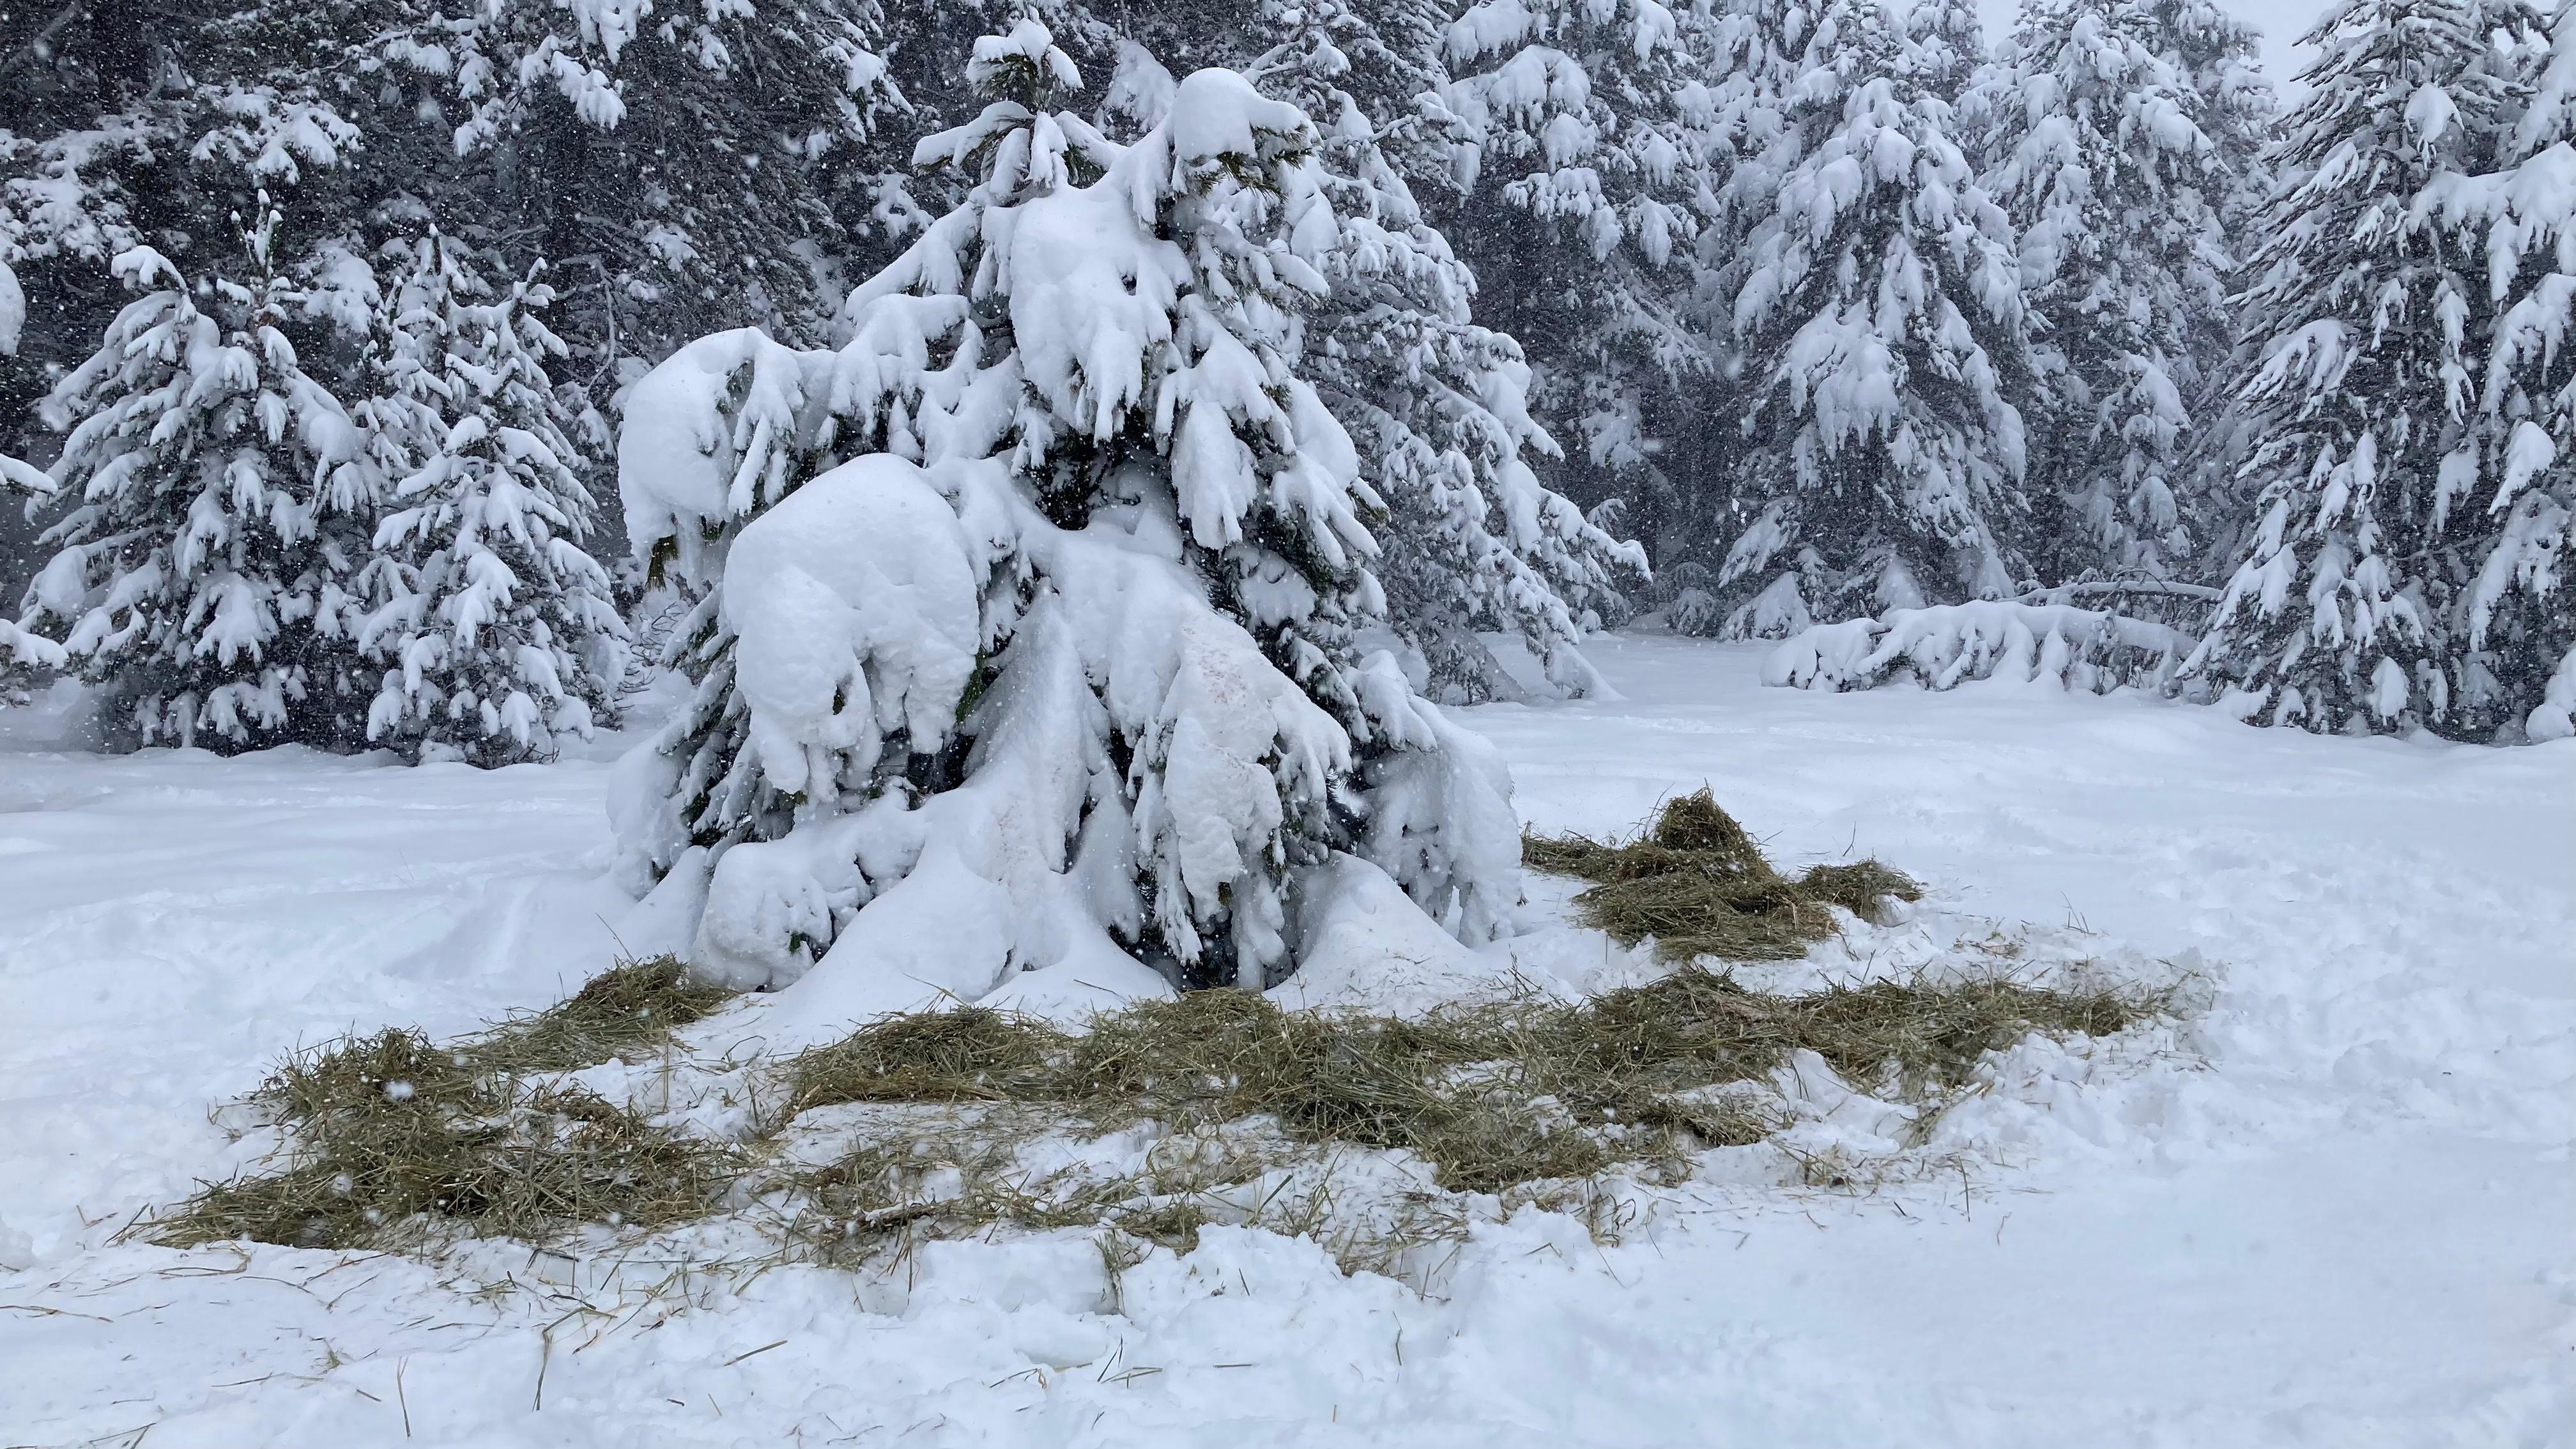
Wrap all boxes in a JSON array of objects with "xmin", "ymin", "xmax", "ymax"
[{"xmin": 2, "ymin": 636, "xmax": 2572, "ymax": 1446}]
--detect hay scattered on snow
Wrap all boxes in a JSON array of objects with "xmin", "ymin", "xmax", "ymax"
[
  {"xmin": 153, "ymin": 887, "xmax": 2159, "ymax": 1270},
  {"xmin": 457, "ymin": 955, "xmax": 733, "ymax": 1075},
  {"xmin": 1524, "ymin": 788, "xmax": 1924, "ymax": 961},
  {"xmin": 781, "ymin": 1006, "xmax": 1067, "ymax": 1116},
  {"xmin": 150, "ymin": 958, "xmax": 741, "ymax": 1251},
  {"xmin": 778, "ymin": 967, "xmax": 2152, "ymax": 1196}
]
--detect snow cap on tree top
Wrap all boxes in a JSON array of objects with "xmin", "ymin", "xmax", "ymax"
[
  {"xmin": 1130, "ymin": 69, "xmax": 1341, "ymax": 261},
  {"xmin": 1166, "ymin": 68, "xmax": 1317, "ymax": 168},
  {"xmin": 969, "ymin": 19, "xmax": 1083, "ymax": 103},
  {"xmin": 111, "ymin": 246, "xmax": 181, "ymax": 291}
]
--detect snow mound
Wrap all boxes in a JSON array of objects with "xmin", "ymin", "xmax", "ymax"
[
  {"xmin": 1267, "ymin": 854, "xmax": 1534, "ymax": 1015},
  {"xmin": 2529, "ymin": 645, "xmax": 2576, "ymax": 742},
  {"xmin": 1764, "ymin": 600, "xmax": 2193, "ymax": 694}
]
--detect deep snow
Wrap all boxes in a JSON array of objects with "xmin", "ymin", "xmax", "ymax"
[{"xmin": 1, "ymin": 635, "xmax": 2569, "ymax": 1447}]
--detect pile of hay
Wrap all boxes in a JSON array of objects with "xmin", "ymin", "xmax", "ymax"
[
  {"xmin": 1524, "ymin": 788, "xmax": 1922, "ymax": 961},
  {"xmin": 156, "ymin": 959, "xmax": 742, "ymax": 1250}
]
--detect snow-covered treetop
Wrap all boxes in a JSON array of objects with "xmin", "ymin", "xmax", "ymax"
[
  {"xmin": 968, "ymin": 18, "xmax": 1087, "ymax": 100},
  {"xmin": 843, "ymin": 36, "xmax": 1364, "ymax": 570},
  {"xmin": 1730, "ymin": 0, "xmax": 2025, "ymax": 407},
  {"xmin": 1439, "ymin": 0, "xmax": 1706, "ymax": 270}
]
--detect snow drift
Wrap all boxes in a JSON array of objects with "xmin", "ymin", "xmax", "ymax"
[{"xmin": 1764, "ymin": 599, "xmax": 2194, "ymax": 694}]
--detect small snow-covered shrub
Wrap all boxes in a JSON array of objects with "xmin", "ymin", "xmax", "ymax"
[
  {"xmin": 611, "ymin": 24, "xmax": 1521, "ymax": 999},
  {"xmin": 355, "ymin": 236, "xmax": 625, "ymax": 765},
  {"xmin": 1764, "ymin": 600, "xmax": 2194, "ymax": 694},
  {"xmin": 18, "ymin": 224, "xmax": 384, "ymax": 751}
]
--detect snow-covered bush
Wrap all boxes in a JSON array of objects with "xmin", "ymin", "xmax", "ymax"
[
  {"xmin": 1765, "ymin": 599, "xmax": 2194, "ymax": 694},
  {"xmin": 611, "ymin": 24, "xmax": 1522, "ymax": 1000},
  {"xmin": 355, "ymin": 236, "xmax": 625, "ymax": 765},
  {"xmin": 15, "ymin": 211, "xmax": 383, "ymax": 751}
]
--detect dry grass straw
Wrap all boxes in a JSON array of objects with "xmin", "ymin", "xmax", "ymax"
[
  {"xmin": 781, "ymin": 967, "xmax": 2156, "ymax": 1197},
  {"xmin": 455, "ymin": 956, "xmax": 733, "ymax": 1075},
  {"xmin": 1523, "ymin": 788, "xmax": 1924, "ymax": 961},
  {"xmin": 153, "ymin": 897, "xmax": 2158, "ymax": 1265},
  {"xmin": 779, "ymin": 1006, "xmax": 1067, "ymax": 1116},
  {"xmin": 150, "ymin": 958, "xmax": 741, "ymax": 1250}
]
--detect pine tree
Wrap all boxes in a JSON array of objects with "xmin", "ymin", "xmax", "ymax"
[
  {"xmin": 2418, "ymin": 1, "xmax": 2575, "ymax": 739},
  {"xmin": 613, "ymin": 22, "xmax": 1521, "ymax": 995},
  {"xmin": 1242, "ymin": 2, "xmax": 1648, "ymax": 700},
  {"xmin": 1435, "ymin": 0, "xmax": 1719, "ymax": 553},
  {"xmin": 16, "ymin": 200, "xmax": 381, "ymax": 749},
  {"xmin": 1905, "ymin": 0, "xmax": 1990, "ymax": 100},
  {"xmin": 1974, "ymin": 0, "xmax": 2266, "ymax": 582},
  {"xmin": 2186, "ymin": 0, "xmax": 2554, "ymax": 736},
  {"xmin": 356, "ymin": 234, "xmax": 624, "ymax": 764},
  {"xmin": 2130, "ymin": 0, "xmax": 2280, "ymax": 578},
  {"xmin": 367, "ymin": 0, "xmax": 913, "ymax": 386},
  {"xmin": 1704, "ymin": 0, "xmax": 2034, "ymax": 636},
  {"xmin": 994, "ymin": 0, "xmax": 1651, "ymax": 700},
  {"xmin": 1, "ymin": 0, "xmax": 366, "ymax": 459}
]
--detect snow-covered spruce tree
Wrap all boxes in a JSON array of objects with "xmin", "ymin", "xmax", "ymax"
[
  {"xmin": 362, "ymin": 0, "xmax": 912, "ymax": 386},
  {"xmin": 2183, "ymin": 0, "xmax": 2555, "ymax": 737},
  {"xmin": 613, "ymin": 23, "xmax": 1521, "ymax": 998},
  {"xmin": 2414, "ymin": 1, "xmax": 2575, "ymax": 739},
  {"xmin": 1705, "ymin": 0, "xmax": 2034, "ymax": 637},
  {"xmin": 2145, "ymin": 0, "xmax": 2286, "ymax": 577},
  {"xmin": 1972, "ymin": 0, "xmax": 2265, "ymax": 582},
  {"xmin": 1029, "ymin": 1, "xmax": 1651, "ymax": 699},
  {"xmin": 356, "ymin": 233, "xmax": 624, "ymax": 764},
  {"xmin": 1, "ymin": 0, "xmax": 366, "ymax": 457},
  {"xmin": 1903, "ymin": 0, "xmax": 1990, "ymax": 102},
  {"xmin": 15, "ymin": 205, "xmax": 380, "ymax": 750},
  {"xmin": 1209, "ymin": 4, "xmax": 1652, "ymax": 701},
  {"xmin": 1435, "ymin": 0, "xmax": 1720, "ymax": 556}
]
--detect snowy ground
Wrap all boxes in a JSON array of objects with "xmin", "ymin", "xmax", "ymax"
[{"xmin": 1, "ymin": 635, "xmax": 2569, "ymax": 1447}]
